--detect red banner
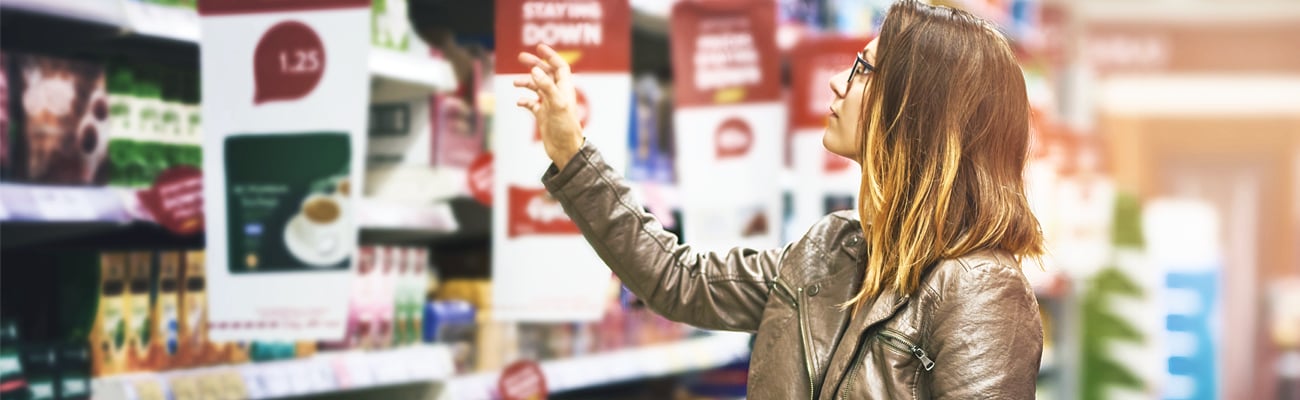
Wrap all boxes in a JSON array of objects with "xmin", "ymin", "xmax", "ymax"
[
  {"xmin": 670, "ymin": 0, "xmax": 781, "ymax": 106},
  {"xmin": 138, "ymin": 166, "xmax": 204, "ymax": 236},
  {"xmin": 199, "ymin": 0, "xmax": 369, "ymax": 15},
  {"xmin": 496, "ymin": 0, "xmax": 632, "ymax": 74},
  {"xmin": 507, "ymin": 186, "xmax": 581, "ymax": 238},
  {"xmin": 789, "ymin": 35, "xmax": 870, "ymax": 130}
]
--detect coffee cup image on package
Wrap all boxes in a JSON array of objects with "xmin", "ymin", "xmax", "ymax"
[{"xmin": 223, "ymin": 133, "xmax": 353, "ymax": 273}]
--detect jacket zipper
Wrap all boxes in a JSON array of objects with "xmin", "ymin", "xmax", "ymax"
[
  {"xmin": 839, "ymin": 336, "xmax": 868, "ymax": 399},
  {"xmin": 878, "ymin": 329, "xmax": 936, "ymax": 371},
  {"xmin": 774, "ymin": 279, "xmax": 816, "ymax": 400}
]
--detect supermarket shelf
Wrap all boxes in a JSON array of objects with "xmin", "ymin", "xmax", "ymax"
[
  {"xmin": 441, "ymin": 332, "xmax": 753, "ymax": 400},
  {"xmin": 370, "ymin": 48, "xmax": 459, "ymax": 102},
  {"xmin": 0, "ymin": 183, "xmax": 147, "ymax": 224},
  {"xmin": 91, "ymin": 345, "xmax": 454, "ymax": 400},
  {"xmin": 0, "ymin": 1, "xmax": 458, "ymax": 95},
  {"xmin": 1, "ymin": 0, "xmax": 127, "ymax": 28},
  {"xmin": 1, "ymin": 184, "xmax": 482, "ymax": 247}
]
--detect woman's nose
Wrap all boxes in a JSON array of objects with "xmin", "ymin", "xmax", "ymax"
[{"xmin": 829, "ymin": 68, "xmax": 851, "ymax": 98}]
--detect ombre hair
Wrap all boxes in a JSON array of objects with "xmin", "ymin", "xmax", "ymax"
[{"xmin": 845, "ymin": 0, "xmax": 1045, "ymax": 311}]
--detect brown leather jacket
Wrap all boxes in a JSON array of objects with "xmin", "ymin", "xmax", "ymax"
[{"xmin": 542, "ymin": 143, "xmax": 1043, "ymax": 399}]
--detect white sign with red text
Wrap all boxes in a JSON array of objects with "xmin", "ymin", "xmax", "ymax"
[
  {"xmin": 671, "ymin": 0, "xmax": 786, "ymax": 251},
  {"xmin": 492, "ymin": 0, "xmax": 631, "ymax": 322},
  {"xmin": 199, "ymin": 0, "xmax": 370, "ymax": 341},
  {"xmin": 788, "ymin": 36, "xmax": 867, "ymax": 234}
]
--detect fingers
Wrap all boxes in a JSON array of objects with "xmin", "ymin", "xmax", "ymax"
[
  {"xmin": 530, "ymin": 66, "xmax": 560, "ymax": 99},
  {"xmin": 516, "ymin": 96, "xmax": 540, "ymax": 113},
  {"xmin": 536, "ymin": 44, "xmax": 571, "ymax": 82},
  {"xmin": 513, "ymin": 76, "xmax": 539, "ymax": 91},
  {"xmin": 517, "ymin": 51, "xmax": 558, "ymax": 76}
]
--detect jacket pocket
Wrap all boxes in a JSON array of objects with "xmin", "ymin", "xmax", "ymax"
[{"xmin": 877, "ymin": 329, "xmax": 936, "ymax": 371}]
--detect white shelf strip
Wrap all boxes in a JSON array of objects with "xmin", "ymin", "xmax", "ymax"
[
  {"xmin": 91, "ymin": 344, "xmax": 454, "ymax": 400},
  {"xmin": 443, "ymin": 332, "xmax": 753, "ymax": 400}
]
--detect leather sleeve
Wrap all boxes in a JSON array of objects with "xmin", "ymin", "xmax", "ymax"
[
  {"xmin": 926, "ymin": 261, "xmax": 1043, "ymax": 399},
  {"xmin": 542, "ymin": 142, "xmax": 785, "ymax": 332}
]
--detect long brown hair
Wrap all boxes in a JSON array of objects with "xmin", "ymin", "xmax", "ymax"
[{"xmin": 846, "ymin": 0, "xmax": 1045, "ymax": 311}]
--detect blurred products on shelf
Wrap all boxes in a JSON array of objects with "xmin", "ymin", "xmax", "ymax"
[
  {"xmin": 104, "ymin": 61, "xmax": 201, "ymax": 189},
  {"xmin": 4, "ymin": 53, "xmax": 111, "ymax": 186},
  {"xmin": 0, "ymin": 52, "xmax": 201, "ymax": 189}
]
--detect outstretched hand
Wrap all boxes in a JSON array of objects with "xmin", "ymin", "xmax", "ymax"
[{"xmin": 514, "ymin": 44, "xmax": 584, "ymax": 170}]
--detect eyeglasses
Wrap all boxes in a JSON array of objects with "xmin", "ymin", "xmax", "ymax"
[{"xmin": 847, "ymin": 53, "xmax": 875, "ymax": 88}]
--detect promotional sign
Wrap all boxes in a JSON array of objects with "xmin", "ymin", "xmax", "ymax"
[
  {"xmin": 670, "ymin": 0, "xmax": 785, "ymax": 251},
  {"xmin": 493, "ymin": 0, "xmax": 632, "ymax": 321},
  {"xmin": 199, "ymin": 0, "xmax": 370, "ymax": 340},
  {"xmin": 1144, "ymin": 200, "xmax": 1222, "ymax": 400},
  {"xmin": 787, "ymin": 35, "xmax": 866, "ymax": 238}
]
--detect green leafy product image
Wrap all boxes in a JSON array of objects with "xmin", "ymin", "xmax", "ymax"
[
  {"xmin": 159, "ymin": 69, "xmax": 185, "ymax": 170},
  {"xmin": 178, "ymin": 72, "xmax": 202, "ymax": 168},
  {"xmin": 135, "ymin": 73, "xmax": 168, "ymax": 187},
  {"xmin": 106, "ymin": 64, "xmax": 139, "ymax": 187}
]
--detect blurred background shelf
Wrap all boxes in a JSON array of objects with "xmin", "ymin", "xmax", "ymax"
[
  {"xmin": 0, "ymin": 0, "xmax": 458, "ymax": 95},
  {"xmin": 90, "ymin": 344, "xmax": 455, "ymax": 400},
  {"xmin": 0, "ymin": 184, "xmax": 487, "ymax": 248},
  {"xmin": 442, "ymin": 331, "xmax": 752, "ymax": 400}
]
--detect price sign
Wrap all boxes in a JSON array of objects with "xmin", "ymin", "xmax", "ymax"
[{"xmin": 253, "ymin": 21, "xmax": 326, "ymax": 104}]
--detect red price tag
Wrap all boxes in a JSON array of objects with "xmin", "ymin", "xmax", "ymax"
[
  {"xmin": 468, "ymin": 153, "xmax": 494, "ymax": 207},
  {"xmin": 253, "ymin": 20, "xmax": 326, "ymax": 104},
  {"xmin": 498, "ymin": 360, "xmax": 547, "ymax": 400},
  {"xmin": 137, "ymin": 166, "xmax": 204, "ymax": 235}
]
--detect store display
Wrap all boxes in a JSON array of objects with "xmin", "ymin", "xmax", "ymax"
[
  {"xmin": 670, "ymin": 0, "xmax": 785, "ymax": 251},
  {"xmin": 787, "ymin": 35, "xmax": 865, "ymax": 240},
  {"xmin": 200, "ymin": 0, "xmax": 371, "ymax": 341},
  {"xmin": 492, "ymin": 0, "xmax": 633, "ymax": 322},
  {"xmin": 7, "ymin": 53, "xmax": 111, "ymax": 185}
]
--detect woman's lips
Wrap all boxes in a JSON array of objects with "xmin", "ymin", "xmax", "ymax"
[{"xmin": 829, "ymin": 106, "xmax": 838, "ymax": 118}]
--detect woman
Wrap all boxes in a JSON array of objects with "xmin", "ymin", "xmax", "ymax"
[{"xmin": 514, "ymin": 1, "xmax": 1044, "ymax": 398}]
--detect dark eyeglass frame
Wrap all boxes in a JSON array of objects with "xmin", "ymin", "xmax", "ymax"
[{"xmin": 847, "ymin": 53, "xmax": 875, "ymax": 88}]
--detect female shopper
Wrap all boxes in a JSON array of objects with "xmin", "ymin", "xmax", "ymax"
[{"xmin": 514, "ymin": 1, "xmax": 1045, "ymax": 398}]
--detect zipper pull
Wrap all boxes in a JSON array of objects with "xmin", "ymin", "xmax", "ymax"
[{"xmin": 911, "ymin": 346, "xmax": 935, "ymax": 371}]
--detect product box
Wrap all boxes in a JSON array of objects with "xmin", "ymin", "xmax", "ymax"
[
  {"xmin": 154, "ymin": 251, "xmax": 182, "ymax": 369},
  {"xmin": 406, "ymin": 247, "xmax": 428, "ymax": 345},
  {"xmin": 424, "ymin": 301, "xmax": 475, "ymax": 373},
  {"xmin": 177, "ymin": 250, "xmax": 209, "ymax": 368},
  {"xmin": 58, "ymin": 344, "xmax": 91, "ymax": 400},
  {"xmin": 90, "ymin": 253, "xmax": 128, "ymax": 377},
  {"xmin": 372, "ymin": 246, "xmax": 398, "ymax": 349},
  {"xmin": 124, "ymin": 251, "xmax": 154, "ymax": 371},
  {"xmin": 0, "ymin": 320, "xmax": 27, "ymax": 396},
  {"xmin": 431, "ymin": 53, "xmax": 490, "ymax": 169},
  {"xmin": 8, "ymin": 53, "xmax": 110, "ymax": 185},
  {"xmin": 106, "ymin": 62, "xmax": 201, "ymax": 188},
  {"xmin": 20, "ymin": 346, "xmax": 57, "ymax": 400}
]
